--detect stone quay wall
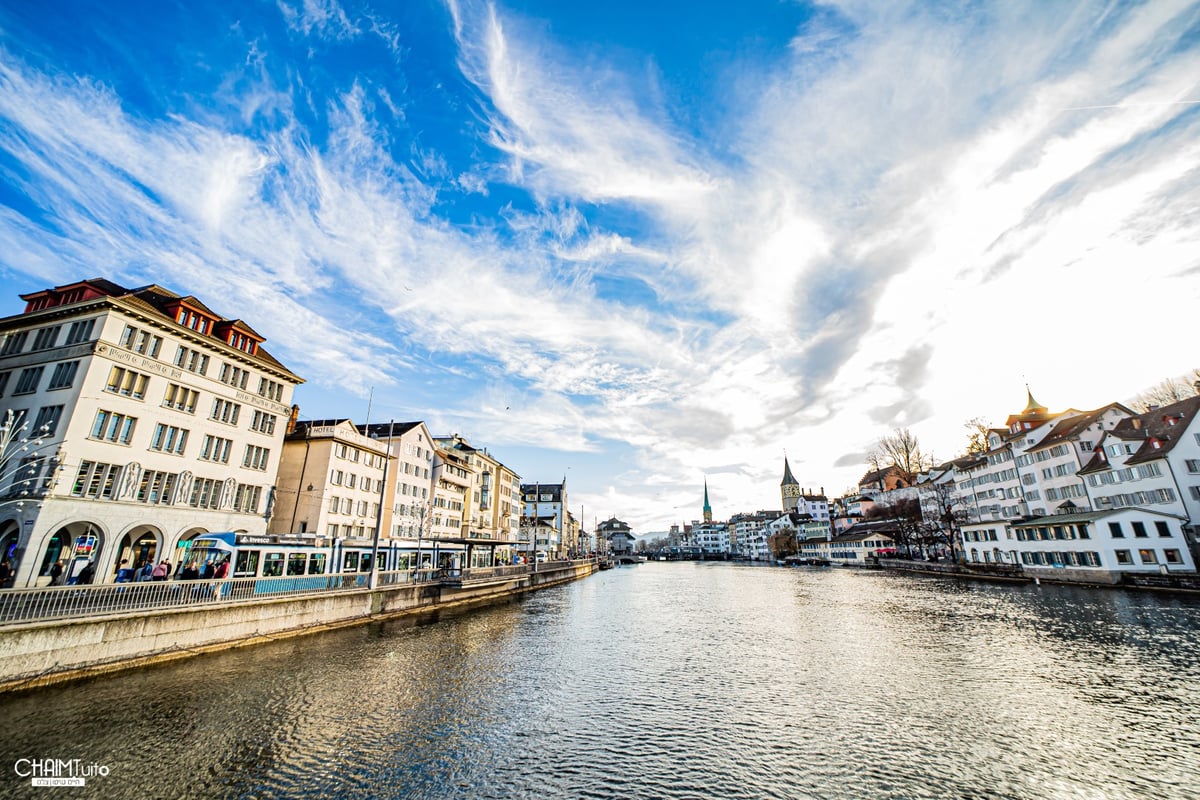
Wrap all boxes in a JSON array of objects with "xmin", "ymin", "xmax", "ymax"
[{"xmin": 0, "ymin": 562, "xmax": 595, "ymax": 693}]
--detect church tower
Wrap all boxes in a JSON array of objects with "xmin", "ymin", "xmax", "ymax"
[
  {"xmin": 702, "ymin": 478, "xmax": 713, "ymax": 523},
  {"xmin": 781, "ymin": 456, "xmax": 800, "ymax": 513}
]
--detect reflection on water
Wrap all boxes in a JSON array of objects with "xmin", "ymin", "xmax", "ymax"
[{"xmin": 2, "ymin": 564, "xmax": 1199, "ymax": 799}]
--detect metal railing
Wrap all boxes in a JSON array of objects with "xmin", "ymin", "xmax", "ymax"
[
  {"xmin": 0, "ymin": 559, "xmax": 599, "ymax": 627},
  {"xmin": 0, "ymin": 569, "xmax": 438, "ymax": 626}
]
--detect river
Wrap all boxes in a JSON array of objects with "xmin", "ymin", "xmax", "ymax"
[{"xmin": 2, "ymin": 563, "xmax": 1199, "ymax": 799}]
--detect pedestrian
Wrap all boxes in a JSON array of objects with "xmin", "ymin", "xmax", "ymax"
[
  {"xmin": 0, "ymin": 559, "xmax": 12, "ymax": 588},
  {"xmin": 115, "ymin": 559, "xmax": 133, "ymax": 583},
  {"xmin": 75, "ymin": 560, "xmax": 96, "ymax": 585},
  {"xmin": 49, "ymin": 559, "xmax": 64, "ymax": 586},
  {"xmin": 182, "ymin": 562, "xmax": 199, "ymax": 581},
  {"xmin": 201, "ymin": 560, "xmax": 215, "ymax": 580},
  {"xmin": 213, "ymin": 558, "xmax": 229, "ymax": 580},
  {"xmin": 151, "ymin": 560, "xmax": 169, "ymax": 581},
  {"xmin": 137, "ymin": 560, "xmax": 154, "ymax": 581}
]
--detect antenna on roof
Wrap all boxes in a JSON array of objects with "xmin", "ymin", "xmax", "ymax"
[{"xmin": 364, "ymin": 387, "xmax": 374, "ymax": 430}]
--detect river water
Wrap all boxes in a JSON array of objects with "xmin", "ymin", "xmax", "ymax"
[{"xmin": 2, "ymin": 563, "xmax": 1199, "ymax": 799}]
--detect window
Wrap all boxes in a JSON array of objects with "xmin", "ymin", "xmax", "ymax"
[
  {"xmin": 119, "ymin": 325, "xmax": 163, "ymax": 358},
  {"xmin": 32, "ymin": 405, "xmax": 63, "ymax": 436},
  {"xmin": 242, "ymin": 444, "xmax": 269, "ymax": 471},
  {"xmin": 199, "ymin": 435, "xmax": 232, "ymax": 463},
  {"xmin": 1191, "ymin": 486, "xmax": 1200, "ymax": 501},
  {"xmin": 235, "ymin": 484, "xmax": 262, "ymax": 513},
  {"xmin": 189, "ymin": 478, "xmax": 223, "ymax": 509},
  {"xmin": 71, "ymin": 461, "xmax": 122, "ymax": 499},
  {"xmin": 1, "ymin": 331, "xmax": 28, "ymax": 355},
  {"xmin": 0, "ymin": 371, "xmax": 9, "ymax": 396},
  {"xmin": 329, "ymin": 496, "xmax": 341, "ymax": 514},
  {"xmin": 1108, "ymin": 522, "xmax": 1124, "ymax": 538},
  {"xmin": 250, "ymin": 411, "xmax": 277, "ymax": 435},
  {"xmin": 105, "ymin": 366, "xmax": 149, "ymax": 399},
  {"xmin": 1114, "ymin": 549, "xmax": 1132, "ymax": 565},
  {"xmin": 174, "ymin": 346, "xmax": 209, "ymax": 375},
  {"xmin": 1138, "ymin": 549, "xmax": 1158, "ymax": 565},
  {"xmin": 47, "ymin": 361, "xmax": 80, "ymax": 390},
  {"xmin": 64, "ymin": 318, "xmax": 95, "ymax": 345},
  {"xmin": 91, "ymin": 410, "xmax": 137, "ymax": 444},
  {"xmin": 218, "ymin": 363, "xmax": 250, "ymax": 389},
  {"xmin": 162, "ymin": 383, "xmax": 199, "ymax": 413},
  {"xmin": 1132, "ymin": 522, "xmax": 1148, "ymax": 538},
  {"xmin": 30, "ymin": 325, "xmax": 61, "ymax": 351},
  {"xmin": 257, "ymin": 377, "xmax": 283, "ymax": 402},
  {"xmin": 149, "ymin": 423, "xmax": 188, "ymax": 455},
  {"xmin": 210, "ymin": 399, "xmax": 241, "ymax": 425},
  {"xmin": 13, "ymin": 366, "xmax": 44, "ymax": 395},
  {"xmin": 136, "ymin": 470, "xmax": 178, "ymax": 505},
  {"xmin": 331, "ymin": 470, "xmax": 344, "ymax": 486},
  {"xmin": 1154, "ymin": 521, "xmax": 1171, "ymax": 538},
  {"xmin": 1164, "ymin": 549, "xmax": 1183, "ymax": 564}
]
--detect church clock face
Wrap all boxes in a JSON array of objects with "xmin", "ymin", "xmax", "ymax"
[{"xmin": 783, "ymin": 485, "xmax": 801, "ymax": 498}]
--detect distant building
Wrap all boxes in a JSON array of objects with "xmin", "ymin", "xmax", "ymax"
[{"xmin": 599, "ymin": 517, "xmax": 635, "ymax": 555}]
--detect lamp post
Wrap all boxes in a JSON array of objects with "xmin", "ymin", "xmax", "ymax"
[
  {"xmin": 369, "ymin": 420, "xmax": 394, "ymax": 590},
  {"xmin": 0, "ymin": 411, "xmax": 61, "ymax": 585}
]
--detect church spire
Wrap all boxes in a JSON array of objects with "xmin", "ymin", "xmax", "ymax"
[
  {"xmin": 781, "ymin": 455, "xmax": 798, "ymax": 488},
  {"xmin": 702, "ymin": 478, "xmax": 712, "ymax": 523}
]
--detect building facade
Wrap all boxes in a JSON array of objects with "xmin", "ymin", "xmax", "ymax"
[{"xmin": 0, "ymin": 279, "xmax": 302, "ymax": 587}]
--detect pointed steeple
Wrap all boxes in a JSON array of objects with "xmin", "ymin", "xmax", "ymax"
[
  {"xmin": 781, "ymin": 456, "xmax": 798, "ymax": 488},
  {"xmin": 702, "ymin": 478, "xmax": 712, "ymax": 523},
  {"xmin": 1023, "ymin": 385, "xmax": 1048, "ymax": 415}
]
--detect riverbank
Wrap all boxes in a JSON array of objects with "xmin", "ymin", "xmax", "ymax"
[
  {"xmin": 0, "ymin": 561, "xmax": 595, "ymax": 694},
  {"xmin": 876, "ymin": 557, "xmax": 1200, "ymax": 593}
]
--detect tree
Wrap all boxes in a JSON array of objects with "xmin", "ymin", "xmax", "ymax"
[
  {"xmin": 768, "ymin": 525, "xmax": 798, "ymax": 560},
  {"xmin": 871, "ymin": 428, "xmax": 932, "ymax": 487},
  {"xmin": 865, "ymin": 497, "xmax": 923, "ymax": 557},
  {"xmin": 962, "ymin": 417, "xmax": 991, "ymax": 456},
  {"xmin": 928, "ymin": 481, "xmax": 969, "ymax": 562},
  {"xmin": 1131, "ymin": 369, "xmax": 1200, "ymax": 412}
]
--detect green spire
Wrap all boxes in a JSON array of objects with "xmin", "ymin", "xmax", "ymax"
[
  {"xmin": 703, "ymin": 478, "xmax": 712, "ymax": 523},
  {"xmin": 1023, "ymin": 385, "xmax": 1048, "ymax": 414},
  {"xmin": 781, "ymin": 456, "xmax": 798, "ymax": 487}
]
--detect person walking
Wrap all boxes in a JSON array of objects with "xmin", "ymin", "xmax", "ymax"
[
  {"xmin": 49, "ymin": 559, "xmax": 64, "ymax": 586},
  {"xmin": 151, "ymin": 560, "xmax": 169, "ymax": 581}
]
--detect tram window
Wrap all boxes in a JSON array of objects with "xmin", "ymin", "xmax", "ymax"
[
  {"xmin": 287, "ymin": 553, "xmax": 306, "ymax": 576},
  {"xmin": 307, "ymin": 554, "xmax": 327, "ymax": 574},
  {"xmin": 343, "ymin": 552, "xmax": 359, "ymax": 572},
  {"xmin": 360, "ymin": 553, "xmax": 373, "ymax": 572},
  {"xmin": 263, "ymin": 552, "xmax": 284, "ymax": 577},
  {"xmin": 235, "ymin": 550, "xmax": 260, "ymax": 577}
]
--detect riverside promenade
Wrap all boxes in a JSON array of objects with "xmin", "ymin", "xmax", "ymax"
[{"xmin": 0, "ymin": 559, "xmax": 596, "ymax": 693}]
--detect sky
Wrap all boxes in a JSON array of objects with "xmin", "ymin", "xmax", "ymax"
[{"xmin": 1, "ymin": 1, "xmax": 1198, "ymax": 535}]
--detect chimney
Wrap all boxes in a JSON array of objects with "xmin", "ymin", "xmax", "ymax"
[{"xmin": 287, "ymin": 404, "xmax": 300, "ymax": 434}]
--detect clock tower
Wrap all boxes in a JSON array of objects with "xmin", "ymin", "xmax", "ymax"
[{"xmin": 781, "ymin": 456, "xmax": 800, "ymax": 513}]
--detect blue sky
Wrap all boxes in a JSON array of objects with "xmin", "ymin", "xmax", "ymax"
[{"xmin": 2, "ymin": 1, "xmax": 1199, "ymax": 534}]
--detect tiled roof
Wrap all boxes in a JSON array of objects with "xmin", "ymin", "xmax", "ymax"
[
  {"xmin": 1024, "ymin": 403, "xmax": 1130, "ymax": 453},
  {"xmin": 1118, "ymin": 394, "xmax": 1200, "ymax": 465}
]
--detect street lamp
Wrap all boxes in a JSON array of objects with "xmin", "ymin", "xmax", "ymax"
[
  {"xmin": 0, "ymin": 410, "xmax": 62, "ymax": 583},
  {"xmin": 369, "ymin": 421, "xmax": 394, "ymax": 590}
]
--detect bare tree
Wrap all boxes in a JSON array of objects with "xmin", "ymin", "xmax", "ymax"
[
  {"xmin": 927, "ymin": 481, "xmax": 969, "ymax": 562},
  {"xmin": 768, "ymin": 525, "xmax": 799, "ymax": 560},
  {"xmin": 962, "ymin": 417, "xmax": 991, "ymax": 456},
  {"xmin": 872, "ymin": 428, "xmax": 932, "ymax": 487},
  {"xmin": 1131, "ymin": 370, "xmax": 1200, "ymax": 412}
]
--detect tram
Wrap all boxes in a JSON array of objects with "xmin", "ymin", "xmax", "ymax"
[{"xmin": 183, "ymin": 533, "xmax": 411, "ymax": 582}]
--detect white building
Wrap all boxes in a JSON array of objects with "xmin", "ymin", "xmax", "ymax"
[{"xmin": 0, "ymin": 278, "xmax": 302, "ymax": 587}]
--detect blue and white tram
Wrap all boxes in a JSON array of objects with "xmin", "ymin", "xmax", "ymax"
[{"xmin": 184, "ymin": 533, "xmax": 402, "ymax": 591}]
